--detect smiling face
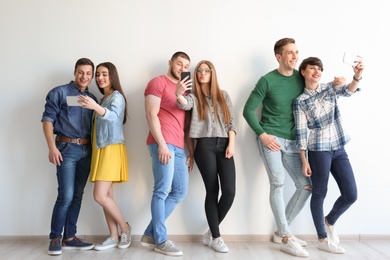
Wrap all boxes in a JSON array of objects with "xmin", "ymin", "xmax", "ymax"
[
  {"xmin": 301, "ymin": 64, "xmax": 322, "ymax": 84},
  {"xmin": 169, "ymin": 56, "xmax": 190, "ymax": 81},
  {"xmin": 299, "ymin": 57, "xmax": 324, "ymax": 88},
  {"xmin": 95, "ymin": 65, "xmax": 112, "ymax": 92},
  {"xmin": 276, "ymin": 43, "xmax": 299, "ymax": 73},
  {"xmin": 74, "ymin": 64, "xmax": 93, "ymax": 91}
]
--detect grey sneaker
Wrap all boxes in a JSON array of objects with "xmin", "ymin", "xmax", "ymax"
[
  {"xmin": 280, "ymin": 237, "xmax": 309, "ymax": 257},
  {"xmin": 118, "ymin": 226, "xmax": 131, "ymax": 249},
  {"xmin": 273, "ymin": 233, "xmax": 307, "ymax": 247},
  {"xmin": 203, "ymin": 230, "xmax": 212, "ymax": 246},
  {"xmin": 211, "ymin": 237, "xmax": 229, "ymax": 253},
  {"xmin": 154, "ymin": 240, "xmax": 183, "ymax": 256},
  {"xmin": 94, "ymin": 237, "xmax": 119, "ymax": 251},
  {"xmin": 318, "ymin": 237, "xmax": 345, "ymax": 254},
  {"xmin": 140, "ymin": 235, "xmax": 156, "ymax": 248},
  {"xmin": 326, "ymin": 224, "xmax": 340, "ymax": 244}
]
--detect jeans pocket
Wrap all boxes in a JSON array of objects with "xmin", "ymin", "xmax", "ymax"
[{"xmin": 56, "ymin": 142, "xmax": 70, "ymax": 153}]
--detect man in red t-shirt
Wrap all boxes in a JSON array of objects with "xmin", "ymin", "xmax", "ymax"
[{"xmin": 141, "ymin": 52, "xmax": 193, "ymax": 257}]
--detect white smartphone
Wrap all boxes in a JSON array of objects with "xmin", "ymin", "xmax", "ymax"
[
  {"xmin": 343, "ymin": 52, "xmax": 361, "ymax": 66},
  {"xmin": 66, "ymin": 96, "xmax": 81, "ymax": 106}
]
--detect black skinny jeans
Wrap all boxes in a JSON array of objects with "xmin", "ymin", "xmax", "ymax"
[{"xmin": 194, "ymin": 137, "xmax": 236, "ymax": 238}]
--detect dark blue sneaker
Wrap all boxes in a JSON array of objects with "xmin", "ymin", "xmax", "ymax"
[
  {"xmin": 62, "ymin": 237, "xmax": 94, "ymax": 250},
  {"xmin": 48, "ymin": 237, "xmax": 62, "ymax": 255}
]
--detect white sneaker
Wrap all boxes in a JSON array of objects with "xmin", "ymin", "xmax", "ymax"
[
  {"xmin": 211, "ymin": 237, "xmax": 229, "ymax": 253},
  {"xmin": 280, "ymin": 237, "xmax": 309, "ymax": 257},
  {"xmin": 273, "ymin": 233, "xmax": 307, "ymax": 247},
  {"xmin": 94, "ymin": 237, "xmax": 119, "ymax": 251},
  {"xmin": 203, "ymin": 230, "xmax": 212, "ymax": 246},
  {"xmin": 318, "ymin": 237, "xmax": 345, "ymax": 254},
  {"xmin": 326, "ymin": 224, "xmax": 340, "ymax": 244}
]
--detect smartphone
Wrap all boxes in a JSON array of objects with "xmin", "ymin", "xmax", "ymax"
[
  {"xmin": 66, "ymin": 96, "xmax": 81, "ymax": 106},
  {"xmin": 180, "ymin": 71, "xmax": 192, "ymax": 93},
  {"xmin": 343, "ymin": 52, "xmax": 361, "ymax": 66}
]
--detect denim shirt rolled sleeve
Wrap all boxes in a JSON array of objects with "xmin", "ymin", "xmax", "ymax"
[
  {"xmin": 95, "ymin": 90, "xmax": 126, "ymax": 149},
  {"xmin": 41, "ymin": 81, "xmax": 97, "ymax": 138}
]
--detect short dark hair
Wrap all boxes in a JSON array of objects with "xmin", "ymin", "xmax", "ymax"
[
  {"xmin": 274, "ymin": 38, "xmax": 295, "ymax": 55},
  {"xmin": 171, "ymin": 51, "xmax": 190, "ymax": 62},
  {"xmin": 74, "ymin": 58, "xmax": 95, "ymax": 74},
  {"xmin": 299, "ymin": 57, "xmax": 324, "ymax": 75}
]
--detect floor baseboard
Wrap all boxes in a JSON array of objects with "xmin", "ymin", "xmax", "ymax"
[{"xmin": 1, "ymin": 234, "xmax": 389, "ymax": 242}]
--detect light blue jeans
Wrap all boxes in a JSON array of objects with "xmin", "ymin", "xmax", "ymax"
[
  {"xmin": 257, "ymin": 136, "xmax": 311, "ymax": 237},
  {"xmin": 144, "ymin": 144, "xmax": 189, "ymax": 244}
]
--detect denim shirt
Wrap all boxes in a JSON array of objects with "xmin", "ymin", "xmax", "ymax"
[
  {"xmin": 41, "ymin": 81, "xmax": 97, "ymax": 138},
  {"xmin": 95, "ymin": 90, "xmax": 126, "ymax": 149}
]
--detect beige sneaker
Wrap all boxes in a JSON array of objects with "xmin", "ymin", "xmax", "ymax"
[
  {"xmin": 140, "ymin": 235, "xmax": 155, "ymax": 248},
  {"xmin": 154, "ymin": 240, "xmax": 183, "ymax": 256},
  {"xmin": 94, "ymin": 237, "xmax": 119, "ymax": 251}
]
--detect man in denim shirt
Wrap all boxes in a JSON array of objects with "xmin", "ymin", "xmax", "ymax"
[{"xmin": 41, "ymin": 58, "xmax": 97, "ymax": 256}]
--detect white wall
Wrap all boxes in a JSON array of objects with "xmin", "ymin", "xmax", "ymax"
[{"xmin": 1, "ymin": 0, "xmax": 389, "ymax": 237}]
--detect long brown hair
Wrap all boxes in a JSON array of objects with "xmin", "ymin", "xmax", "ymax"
[
  {"xmin": 193, "ymin": 60, "xmax": 231, "ymax": 125},
  {"xmin": 95, "ymin": 62, "xmax": 128, "ymax": 124}
]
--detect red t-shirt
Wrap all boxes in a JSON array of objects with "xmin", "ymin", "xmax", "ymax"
[{"xmin": 144, "ymin": 75, "xmax": 186, "ymax": 149}]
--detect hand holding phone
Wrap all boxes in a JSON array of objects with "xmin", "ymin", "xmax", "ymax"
[
  {"xmin": 180, "ymin": 72, "xmax": 192, "ymax": 93},
  {"xmin": 343, "ymin": 52, "xmax": 361, "ymax": 66},
  {"xmin": 66, "ymin": 96, "xmax": 81, "ymax": 106}
]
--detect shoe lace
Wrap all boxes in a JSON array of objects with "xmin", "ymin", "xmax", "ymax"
[
  {"xmin": 73, "ymin": 237, "xmax": 84, "ymax": 243},
  {"xmin": 289, "ymin": 237, "xmax": 304, "ymax": 251},
  {"xmin": 120, "ymin": 231, "xmax": 129, "ymax": 242},
  {"xmin": 51, "ymin": 237, "xmax": 61, "ymax": 246},
  {"xmin": 326, "ymin": 238, "xmax": 338, "ymax": 249},
  {"xmin": 164, "ymin": 240, "xmax": 174, "ymax": 249}
]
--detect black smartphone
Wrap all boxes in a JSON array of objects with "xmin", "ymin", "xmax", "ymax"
[{"xmin": 180, "ymin": 71, "xmax": 191, "ymax": 93}]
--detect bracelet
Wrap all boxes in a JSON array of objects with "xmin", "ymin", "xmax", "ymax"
[{"xmin": 353, "ymin": 76, "xmax": 362, "ymax": 82}]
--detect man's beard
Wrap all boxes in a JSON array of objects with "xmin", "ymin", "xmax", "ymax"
[{"xmin": 170, "ymin": 67, "xmax": 180, "ymax": 80}]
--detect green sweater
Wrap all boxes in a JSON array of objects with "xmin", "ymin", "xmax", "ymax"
[{"xmin": 243, "ymin": 69, "xmax": 304, "ymax": 140}]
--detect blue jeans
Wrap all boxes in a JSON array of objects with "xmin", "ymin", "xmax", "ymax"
[
  {"xmin": 50, "ymin": 142, "xmax": 91, "ymax": 239},
  {"xmin": 308, "ymin": 148, "xmax": 357, "ymax": 239},
  {"xmin": 144, "ymin": 144, "xmax": 188, "ymax": 244},
  {"xmin": 257, "ymin": 136, "xmax": 311, "ymax": 237}
]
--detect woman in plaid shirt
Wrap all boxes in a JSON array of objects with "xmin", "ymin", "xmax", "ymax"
[{"xmin": 293, "ymin": 56, "xmax": 364, "ymax": 254}]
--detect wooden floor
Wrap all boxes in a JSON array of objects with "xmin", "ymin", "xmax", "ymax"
[{"xmin": 1, "ymin": 236, "xmax": 389, "ymax": 260}]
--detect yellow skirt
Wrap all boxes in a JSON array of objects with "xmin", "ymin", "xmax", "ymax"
[{"xmin": 90, "ymin": 119, "xmax": 128, "ymax": 183}]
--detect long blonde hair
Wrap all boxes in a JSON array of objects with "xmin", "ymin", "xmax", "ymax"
[{"xmin": 193, "ymin": 60, "xmax": 231, "ymax": 125}]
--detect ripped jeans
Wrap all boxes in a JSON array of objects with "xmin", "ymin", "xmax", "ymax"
[{"xmin": 257, "ymin": 136, "xmax": 311, "ymax": 237}]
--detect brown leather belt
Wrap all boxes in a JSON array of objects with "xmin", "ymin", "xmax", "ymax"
[{"xmin": 56, "ymin": 136, "xmax": 90, "ymax": 145}]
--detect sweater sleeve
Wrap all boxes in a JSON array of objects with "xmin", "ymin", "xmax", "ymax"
[{"xmin": 242, "ymin": 78, "xmax": 267, "ymax": 136}]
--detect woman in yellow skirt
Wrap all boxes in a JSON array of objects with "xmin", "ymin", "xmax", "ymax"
[{"xmin": 78, "ymin": 62, "xmax": 131, "ymax": 250}]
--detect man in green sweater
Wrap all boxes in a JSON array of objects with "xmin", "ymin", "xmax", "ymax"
[{"xmin": 243, "ymin": 38, "xmax": 312, "ymax": 258}]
